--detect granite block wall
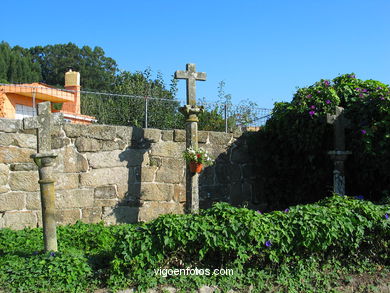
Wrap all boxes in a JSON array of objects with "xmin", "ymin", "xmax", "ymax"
[{"xmin": 0, "ymin": 118, "xmax": 259, "ymax": 229}]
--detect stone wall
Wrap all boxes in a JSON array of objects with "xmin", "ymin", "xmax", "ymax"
[{"xmin": 0, "ymin": 118, "xmax": 258, "ymax": 229}]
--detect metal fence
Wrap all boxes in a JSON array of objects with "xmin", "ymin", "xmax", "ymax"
[{"xmin": 0, "ymin": 83, "xmax": 272, "ymax": 132}]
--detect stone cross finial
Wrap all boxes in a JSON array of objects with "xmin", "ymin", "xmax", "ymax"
[
  {"xmin": 174, "ymin": 64, "xmax": 206, "ymax": 106},
  {"xmin": 24, "ymin": 102, "xmax": 64, "ymax": 153}
]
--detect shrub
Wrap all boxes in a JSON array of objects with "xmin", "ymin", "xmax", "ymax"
[
  {"xmin": 249, "ymin": 74, "xmax": 390, "ymax": 207},
  {"xmin": 0, "ymin": 249, "xmax": 94, "ymax": 292},
  {"xmin": 108, "ymin": 195, "xmax": 390, "ymax": 290}
]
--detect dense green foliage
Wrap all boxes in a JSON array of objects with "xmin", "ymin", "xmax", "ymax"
[
  {"xmin": 0, "ymin": 42, "xmax": 41, "ymax": 83},
  {"xmin": 29, "ymin": 43, "xmax": 118, "ymax": 91},
  {"xmin": 250, "ymin": 74, "xmax": 390, "ymax": 208},
  {"xmin": 0, "ymin": 196, "xmax": 388, "ymax": 292}
]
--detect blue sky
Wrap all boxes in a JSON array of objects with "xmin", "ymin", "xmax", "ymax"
[{"xmin": 2, "ymin": 0, "xmax": 390, "ymax": 108}]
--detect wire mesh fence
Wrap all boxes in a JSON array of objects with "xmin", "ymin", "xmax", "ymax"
[
  {"xmin": 0, "ymin": 83, "xmax": 272, "ymax": 132},
  {"xmin": 80, "ymin": 91, "xmax": 183, "ymax": 129}
]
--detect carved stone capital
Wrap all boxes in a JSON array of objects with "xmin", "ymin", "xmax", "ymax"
[{"xmin": 179, "ymin": 105, "xmax": 204, "ymax": 122}]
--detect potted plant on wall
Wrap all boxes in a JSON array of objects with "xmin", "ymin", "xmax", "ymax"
[{"xmin": 183, "ymin": 147, "xmax": 214, "ymax": 173}]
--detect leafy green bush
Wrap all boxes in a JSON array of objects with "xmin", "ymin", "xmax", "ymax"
[
  {"xmin": 249, "ymin": 74, "xmax": 390, "ymax": 207},
  {"xmin": 0, "ymin": 249, "xmax": 94, "ymax": 292},
  {"xmin": 0, "ymin": 198, "xmax": 388, "ymax": 292},
  {"xmin": 108, "ymin": 195, "xmax": 390, "ymax": 290}
]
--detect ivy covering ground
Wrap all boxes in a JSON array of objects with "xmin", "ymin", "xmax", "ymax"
[{"xmin": 0, "ymin": 195, "xmax": 389, "ymax": 292}]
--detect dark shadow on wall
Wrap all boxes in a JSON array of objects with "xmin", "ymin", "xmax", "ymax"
[
  {"xmin": 111, "ymin": 127, "xmax": 151, "ymax": 224},
  {"xmin": 200, "ymin": 130, "xmax": 334, "ymax": 213},
  {"xmin": 199, "ymin": 132, "xmax": 268, "ymax": 212}
]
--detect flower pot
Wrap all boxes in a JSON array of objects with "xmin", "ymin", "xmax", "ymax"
[{"xmin": 189, "ymin": 161, "xmax": 203, "ymax": 173}]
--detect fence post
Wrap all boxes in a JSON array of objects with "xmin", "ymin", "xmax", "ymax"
[
  {"xmin": 144, "ymin": 96, "xmax": 148, "ymax": 128},
  {"xmin": 224, "ymin": 103, "xmax": 228, "ymax": 133}
]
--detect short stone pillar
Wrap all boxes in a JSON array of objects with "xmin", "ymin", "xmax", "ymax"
[
  {"xmin": 24, "ymin": 101, "xmax": 63, "ymax": 251},
  {"xmin": 327, "ymin": 106, "xmax": 352, "ymax": 195},
  {"xmin": 31, "ymin": 153, "xmax": 58, "ymax": 251},
  {"xmin": 328, "ymin": 150, "xmax": 352, "ymax": 196}
]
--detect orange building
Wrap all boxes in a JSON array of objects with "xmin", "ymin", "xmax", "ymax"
[{"xmin": 0, "ymin": 70, "xmax": 96, "ymax": 124}]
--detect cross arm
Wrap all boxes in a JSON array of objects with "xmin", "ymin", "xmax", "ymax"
[{"xmin": 174, "ymin": 70, "xmax": 189, "ymax": 79}]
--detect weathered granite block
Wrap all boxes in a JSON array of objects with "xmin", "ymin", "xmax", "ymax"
[
  {"xmin": 143, "ymin": 128, "xmax": 161, "ymax": 142},
  {"xmin": 161, "ymin": 157, "xmax": 185, "ymax": 169},
  {"xmin": 3, "ymin": 211, "xmax": 37, "ymax": 229},
  {"xmin": 138, "ymin": 201, "xmax": 184, "ymax": 222},
  {"xmin": 150, "ymin": 141, "xmax": 185, "ymax": 157},
  {"xmin": 56, "ymin": 209, "xmax": 81, "ymax": 225},
  {"xmin": 56, "ymin": 189, "xmax": 94, "ymax": 209},
  {"xmin": 173, "ymin": 184, "xmax": 186, "ymax": 203},
  {"xmin": 0, "ymin": 118, "xmax": 22, "ymax": 133},
  {"xmin": 94, "ymin": 185, "xmax": 117, "ymax": 199},
  {"xmin": 0, "ymin": 146, "xmax": 35, "ymax": 164},
  {"xmin": 26, "ymin": 192, "xmax": 41, "ymax": 210},
  {"xmin": 202, "ymin": 144, "xmax": 228, "ymax": 160},
  {"xmin": 102, "ymin": 206, "xmax": 138, "ymax": 224},
  {"xmin": 139, "ymin": 183, "xmax": 174, "ymax": 201},
  {"xmin": 101, "ymin": 140, "xmax": 125, "ymax": 151},
  {"xmin": 86, "ymin": 150, "xmax": 127, "ymax": 169},
  {"xmin": 62, "ymin": 146, "xmax": 89, "ymax": 172},
  {"xmin": 161, "ymin": 130, "xmax": 173, "ymax": 141},
  {"xmin": 208, "ymin": 132, "xmax": 233, "ymax": 146},
  {"xmin": 155, "ymin": 167, "xmax": 184, "ymax": 184},
  {"xmin": 0, "ymin": 192, "xmax": 26, "ymax": 211},
  {"xmin": 82, "ymin": 207, "xmax": 103, "ymax": 224},
  {"xmin": 75, "ymin": 137, "xmax": 101, "ymax": 152},
  {"xmin": 0, "ymin": 164, "xmax": 9, "ymax": 185},
  {"xmin": 54, "ymin": 173, "xmax": 79, "ymax": 190},
  {"xmin": 173, "ymin": 129, "xmax": 186, "ymax": 142},
  {"xmin": 9, "ymin": 171, "xmax": 39, "ymax": 192},
  {"xmin": 119, "ymin": 148, "xmax": 149, "ymax": 167},
  {"xmin": 198, "ymin": 131, "xmax": 209, "ymax": 143},
  {"xmin": 9, "ymin": 163, "xmax": 38, "ymax": 171},
  {"xmin": 0, "ymin": 133, "xmax": 36, "ymax": 149},
  {"xmin": 80, "ymin": 167, "xmax": 133, "ymax": 187},
  {"xmin": 64, "ymin": 124, "xmax": 116, "ymax": 140},
  {"xmin": 135, "ymin": 166, "xmax": 157, "ymax": 182},
  {"xmin": 116, "ymin": 126, "xmax": 133, "ymax": 143},
  {"xmin": 0, "ymin": 186, "xmax": 9, "ymax": 194},
  {"xmin": 51, "ymin": 137, "xmax": 71, "ymax": 149}
]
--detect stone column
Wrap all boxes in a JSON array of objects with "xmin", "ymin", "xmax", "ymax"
[
  {"xmin": 180, "ymin": 105, "xmax": 203, "ymax": 213},
  {"xmin": 328, "ymin": 150, "xmax": 352, "ymax": 195},
  {"xmin": 32, "ymin": 153, "xmax": 58, "ymax": 251}
]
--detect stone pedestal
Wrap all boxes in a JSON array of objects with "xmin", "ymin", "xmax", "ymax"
[
  {"xmin": 31, "ymin": 153, "xmax": 58, "ymax": 252},
  {"xmin": 328, "ymin": 150, "xmax": 352, "ymax": 195}
]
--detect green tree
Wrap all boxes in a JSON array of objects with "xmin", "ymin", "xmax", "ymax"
[
  {"xmin": 29, "ymin": 43, "xmax": 117, "ymax": 90},
  {"xmin": 0, "ymin": 41, "xmax": 41, "ymax": 83}
]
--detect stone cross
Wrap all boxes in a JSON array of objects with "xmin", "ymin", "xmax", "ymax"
[
  {"xmin": 175, "ymin": 64, "xmax": 206, "ymax": 213},
  {"xmin": 175, "ymin": 63, "xmax": 206, "ymax": 106},
  {"xmin": 24, "ymin": 101, "xmax": 63, "ymax": 252},
  {"xmin": 326, "ymin": 106, "xmax": 352, "ymax": 195}
]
